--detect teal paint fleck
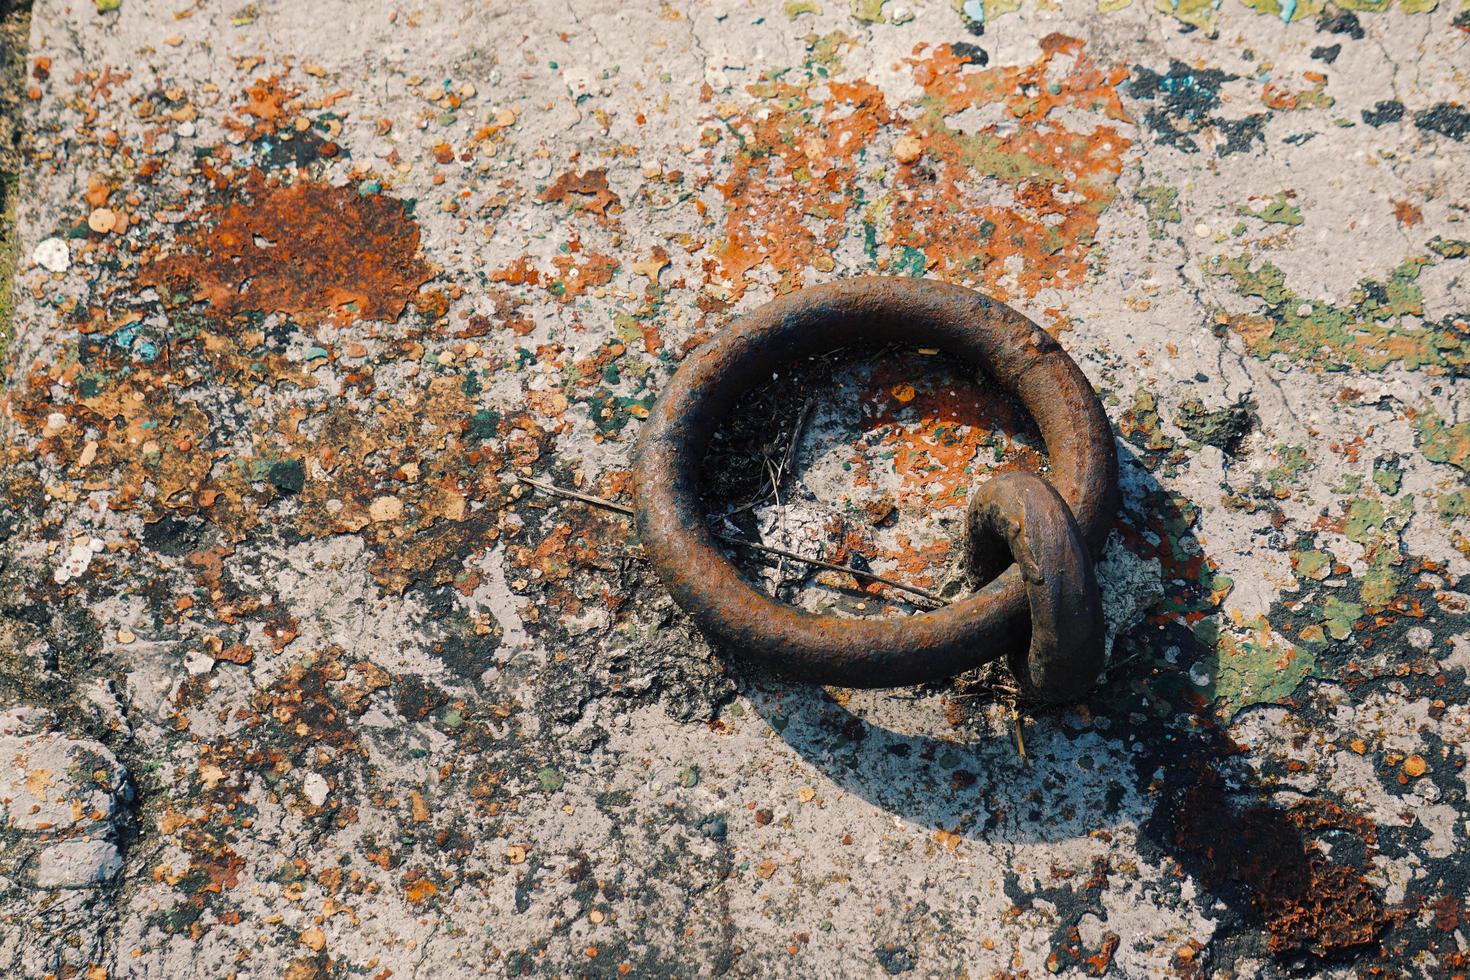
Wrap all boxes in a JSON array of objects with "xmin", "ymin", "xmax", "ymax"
[
  {"xmin": 1278, "ymin": 0, "xmax": 1296, "ymax": 20},
  {"xmin": 962, "ymin": 0, "xmax": 984, "ymax": 23},
  {"xmin": 890, "ymin": 245, "xmax": 927, "ymax": 277}
]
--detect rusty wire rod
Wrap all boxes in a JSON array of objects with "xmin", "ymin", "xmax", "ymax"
[{"xmin": 515, "ymin": 475, "xmax": 947, "ymax": 606}]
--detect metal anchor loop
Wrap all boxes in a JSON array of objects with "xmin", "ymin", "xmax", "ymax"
[
  {"xmin": 967, "ymin": 471, "xmax": 1105, "ymax": 703},
  {"xmin": 633, "ymin": 276, "xmax": 1118, "ymax": 700}
]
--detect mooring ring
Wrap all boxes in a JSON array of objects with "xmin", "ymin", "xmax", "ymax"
[
  {"xmin": 632, "ymin": 277, "xmax": 1118, "ymax": 698},
  {"xmin": 968, "ymin": 471, "xmax": 1105, "ymax": 702}
]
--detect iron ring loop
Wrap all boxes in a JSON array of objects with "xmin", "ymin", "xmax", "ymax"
[
  {"xmin": 968, "ymin": 471, "xmax": 1105, "ymax": 702},
  {"xmin": 632, "ymin": 277, "xmax": 1118, "ymax": 698}
]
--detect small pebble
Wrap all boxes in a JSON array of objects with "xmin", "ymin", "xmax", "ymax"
[
  {"xmin": 184, "ymin": 650, "xmax": 215, "ymax": 675},
  {"xmin": 303, "ymin": 772, "xmax": 330, "ymax": 807},
  {"xmin": 88, "ymin": 208, "xmax": 116, "ymax": 233},
  {"xmin": 33, "ymin": 237, "xmax": 70, "ymax": 272}
]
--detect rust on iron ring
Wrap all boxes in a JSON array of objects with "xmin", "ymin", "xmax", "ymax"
[
  {"xmin": 968, "ymin": 471, "xmax": 1105, "ymax": 702},
  {"xmin": 632, "ymin": 277, "xmax": 1118, "ymax": 700}
]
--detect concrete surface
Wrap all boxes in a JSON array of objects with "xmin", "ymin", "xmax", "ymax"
[{"xmin": 1, "ymin": 0, "xmax": 1468, "ymax": 977}]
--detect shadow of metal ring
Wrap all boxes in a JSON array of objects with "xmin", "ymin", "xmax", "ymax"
[{"xmin": 632, "ymin": 277, "xmax": 1118, "ymax": 698}]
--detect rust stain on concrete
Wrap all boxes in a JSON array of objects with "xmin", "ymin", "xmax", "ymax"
[{"xmin": 140, "ymin": 175, "xmax": 435, "ymax": 324}]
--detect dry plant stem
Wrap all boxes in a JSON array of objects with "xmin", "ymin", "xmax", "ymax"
[
  {"xmin": 722, "ymin": 397, "xmax": 814, "ymax": 521},
  {"xmin": 516, "ymin": 476, "xmax": 947, "ymax": 606},
  {"xmin": 518, "ymin": 476, "xmax": 635, "ymax": 516}
]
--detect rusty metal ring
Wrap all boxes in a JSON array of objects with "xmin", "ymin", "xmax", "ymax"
[
  {"xmin": 968, "ymin": 472, "xmax": 1105, "ymax": 702},
  {"xmin": 632, "ymin": 277, "xmax": 1118, "ymax": 699}
]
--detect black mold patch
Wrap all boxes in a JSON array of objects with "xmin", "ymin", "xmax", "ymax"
[
  {"xmin": 1310, "ymin": 44, "xmax": 1341, "ymax": 64},
  {"xmin": 1003, "ymin": 859, "xmax": 1120, "ymax": 975},
  {"xmin": 253, "ymin": 127, "xmax": 344, "ymax": 170},
  {"xmin": 950, "ymin": 41, "xmax": 989, "ymax": 67},
  {"xmin": 1126, "ymin": 62, "xmax": 1266, "ymax": 157},
  {"xmin": 140, "ymin": 514, "xmax": 210, "ymax": 557},
  {"xmin": 266, "ymin": 458, "xmax": 305, "ymax": 495},
  {"xmin": 1317, "ymin": 9, "xmax": 1364, "ymax": 39},
  {"xmin": 1128, "ymin": 61, "xmax": 1233, "ymax": 152},
  {"xmin": 1215, "ymin": 113, "xmax": 1269, "ymax": 157},
  {"xmin": 875, "ymin": 945, "xmax": 916, "ymax": 974},
  {"xmin": 394, "ymin": 674, "xmax": 449, "ymax": 721},
  {"xmin": 1414, "ymin": 103, "xmax": 1470, "ymax": 141},
  {"xmin": 1362, "ymin": 100, "xmax": 1405, "ymax": 127},
  {"xmin": 430, "ymin": 632, "xmax": 502, "ymax": 680}
]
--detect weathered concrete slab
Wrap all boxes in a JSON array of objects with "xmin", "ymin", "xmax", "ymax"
[{"xmin": 1, "ymin": 0, "xmax": 1468, "ymax": 976}]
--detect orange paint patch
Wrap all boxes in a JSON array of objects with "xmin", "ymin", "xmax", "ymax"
[
  {"xmin": 404, "ymin": 879, "xmax": 437, "ymax": 904},
  {"xmin": 1391, "ymin": 199, "xmax": 1423, "ymax": 228},
  {"xmin": 712, "ymin": 34, "xmax": 1129, "ymax": 300},
  {"xmin": 856, "ymin": 357, "xmax": 1045, "ymax": 511},
  {"xmin": 895, "ymin": 35, "xmax": 1130, "ymax": 298},
  {"xmin": 540, "ymin": 168, "xmax": 621, "ymax": 219},
  {"xmin": 716, "ymin": 76, "xmax": 890, "ymax": 295},
  {"xmin": 237, "ymin": 74, "xmax": 299, "ymax": 124},
  {"xmin": 549, "ymin": 251, "xmax": 619, "ymax": 301}
]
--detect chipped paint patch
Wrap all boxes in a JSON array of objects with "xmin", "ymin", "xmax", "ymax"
[
  {"xmin": 713, "ymin": 34, "xmax": 1129, "ymax": 300},
  {"xmin": 1208, "ymin": 253, "xmax": 1469, "ymax": 374}
]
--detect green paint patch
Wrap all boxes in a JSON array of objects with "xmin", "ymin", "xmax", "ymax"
[
  {"xmin": 1135, "ymin": 184, "xmax": 1182, "ymax": 240},
  {"xmin": 1240, "ymin": 0, "xmax": 1324, "ymax": 21},
  {"xmin": 1211, "ymin": 617, "xmax": 1315, "ymax": 719},
  {"xmin": 1320, "ymin": 596, "xmax": 1363, "ymax": 641},
  {"xmin": 1372, "ymin": 458, "xmax": 1402, "ymax": 495},
  {"xmin": 1162, "ymin": 0, "xmax": 1223, "ymax": 31},
  {"xmin": 466, "ymin": 408, "xmax": 501, "ymax": 443},
  {"xmin": 1293, "ymin": 549, "xmax": 1332, "ymax": 581},
  {"xmin": 1209, "ymin": 253, "xmax": 1469, "ymax": 374},
  {"xmin": 1428, "ymin": 237, "xmax": 1470, "ymax": 259},
  {"xmin": 1359, "ymin": 550, "xmax": 1405, "ymax": 609},
  {"xmin": 887, "ymin": 244, "xmax": 928, "ymax": 277},
  {"xmin": 1118, "ymin": 388, "xmax": 1177, "ymax": 456},
  {"xmin": 1439, "ymin": 489, "xmax": 1470, "ymax": 520},
  {"xmin": 582, "ymin": 389, "xmax": 656, "ymax": 434},
  {"xmin": 1264, "ymin": 444, "xmax": 1311, "ymax": 495},
  {"xmin": 1240, "ymin": 192, "xmax": 1303, "ymax": 226},
  {"xmin": 1174, "ymin": 397, "xmax": 1251, "ymax": 451},
  {"xmin": 1415, "ymin": 407, "xmax": 1470, "ymax": 472},
  {"xmin": 1344, "ymin": 497, "xmax": 1385, "ymax": 544}
]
